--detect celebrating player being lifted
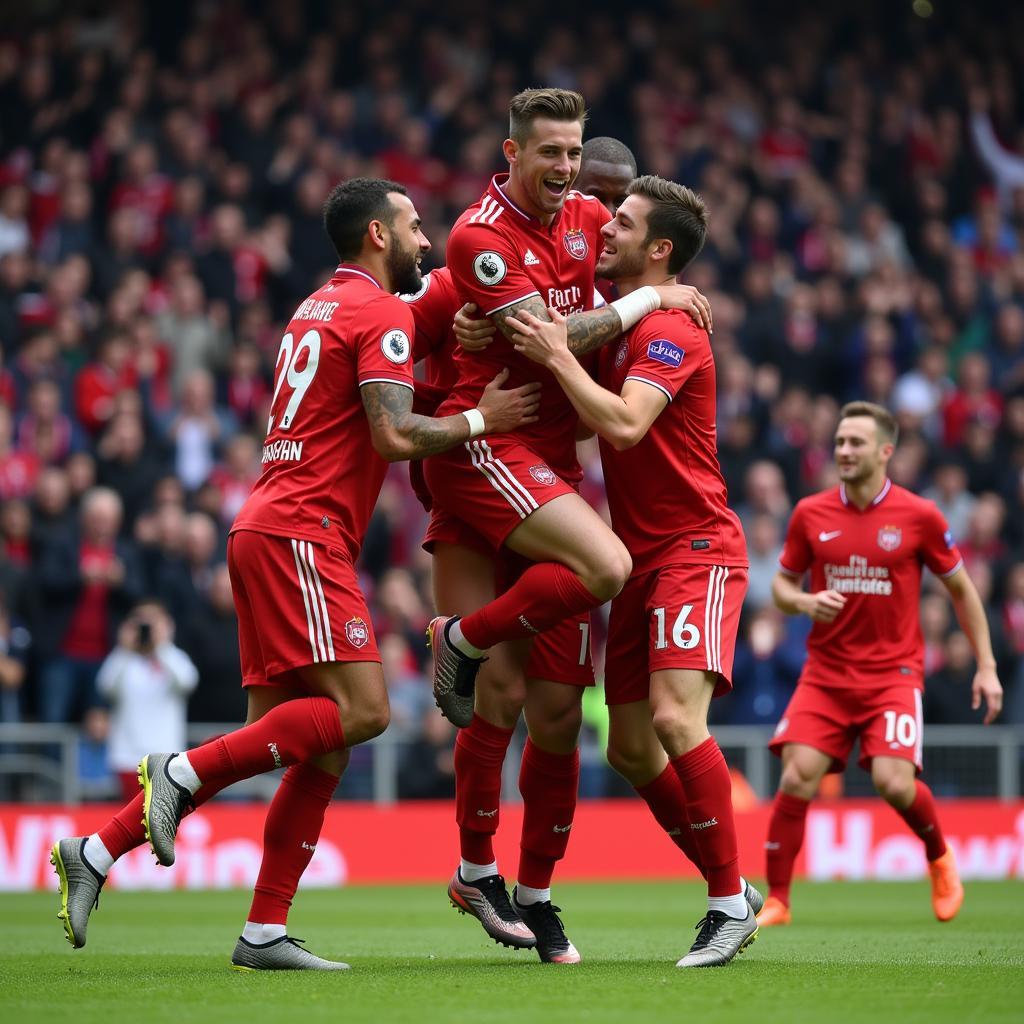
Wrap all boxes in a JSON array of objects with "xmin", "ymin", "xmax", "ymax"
[
  {"xmin": 756, "ymin": 402, "xmax": 1003, "ymax": 928},
  {"xmin": 509, "ymin": 175, "xmax": 759, "ymax": 967},
  {"xmin": 48, "ymin": 178, "xmax": 539, "ymax": 969}
]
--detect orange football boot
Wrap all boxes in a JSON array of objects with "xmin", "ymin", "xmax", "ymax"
[
  {"xmin": 755, "ymin": 896, "xmax": 792, "ymax": 927},
  {"xmin": 928, "ymin": 848, "xmax": 964, "ymax": 922}
]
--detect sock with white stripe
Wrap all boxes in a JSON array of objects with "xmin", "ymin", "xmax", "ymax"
[
  {"xmin": 185, "ymin": 697, "xmax": 346, "ymax": 787},
  {"xmin": 513, "ymin": 884, "xmax": 551, "ymax": 907},
  {"xmin": 448, "ymin": 618, "xmax": 484, "ymax": 659},
  {"xmin": 459, "ymin": 562, "xmax": 600, "ymax": 649},
  {"xmin": 459, "ymin": 859, "xmax": 499, "ymax": 883},
  {"xmin": 82, "ymin": 834, "xmax": 113, "ymax": 876}
]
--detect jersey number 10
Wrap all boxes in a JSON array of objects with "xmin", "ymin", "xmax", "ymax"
[{"xmin": 268, "ymin": 329, "xmax": 322, "ymax": 434}]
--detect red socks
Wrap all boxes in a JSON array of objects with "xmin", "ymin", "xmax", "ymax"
[
  {"xmin": 248, "ymin": 763, "xmax": 340, "ymax": 924},
  {"xmin": 895, "ymin": 779, "xmax": 947, "ymax": 862},
  {"xmin": 459, "ymin": 563, "xmax": 600, "ymax": 649},
  {"xmin": 188, "ymin": 697, "xmax": 345, "ymax": 787},
  {"xmin": 455, "ymin": 714, "xmax": 514, "ymax": 864},
  {"xmin": 97, "ymin": 780, "xmax": 226, "ymax": 860},
  {"xmin": 635, "ymin": 764, "xmax": 706, "ymax": 877},
  {"xmin": 765, "ymin": 791, "xmax": 810, "ymax": 907},
  {"xmin": 671, "ymin": 738, "xmax": 740, "ymax": 898},
  {"xmin": 517, "ymin": 740, "xmax": 579, "ymax": 889}
]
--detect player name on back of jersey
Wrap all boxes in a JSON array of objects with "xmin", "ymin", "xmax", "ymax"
[
  {"xmin": 261, "ymin": 438, "xmax": 304, "ymax": 464},
  {"xmin": 292, "ymin": 298, "xmax": 340, "ymax": 322},
  {"xmin": 825, "ymin": 555, "xmax": 893, "ymax": 595}
]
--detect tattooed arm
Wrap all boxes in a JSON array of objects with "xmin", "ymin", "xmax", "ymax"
[
  {"xmin": 361, "ymin": 372, "xmax": 541, "ymax": 462},
  {"xmin": 490, "ymin": 295, "xmax": 625, "ymax": 359}
]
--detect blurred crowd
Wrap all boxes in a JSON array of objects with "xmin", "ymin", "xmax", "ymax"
[{"xmin": 1, "ymin": 0, "xmax": 1024, "ymax": 799}]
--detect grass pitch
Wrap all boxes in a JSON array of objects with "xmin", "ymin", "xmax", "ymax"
[{"xmin": 2, "ymin": 881, "xmax": 1022, "ymax": 1023}]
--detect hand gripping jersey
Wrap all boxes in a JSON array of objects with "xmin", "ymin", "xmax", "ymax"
[
  {"xmin": 778, "ymin": 479, "xmax": 963, "ymax": 687},
  {"xmin": 598, "ymin": 309, "xmax": 747, "ymax": 575},
  {"xmin": 438, "ymin": 174, "xmax": 610, "ymax": 483},
  {"xmin": 232, "ymin": 264, "xmax": 415, "ymax": 561}
]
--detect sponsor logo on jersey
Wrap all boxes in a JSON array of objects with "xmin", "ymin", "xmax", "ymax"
[
  {"xmin": 824, "ymin": 555, "xmax": 893, "ymax": 595},
  {"xmin": 562, "ymin": 229, "xmax": 589, "ymax": 260},
  {"xmin": 381, "ymin": 329, "xmax": 411, "ymax": 364},
  {"xmin": 877, "ymin": 526, "xmax": 902, "ymax": 552},
  {"xmin": 524, "ymin": 248, "xmax": 541, "ymax": 266},
  {"xmin": 345, "ymin": 617, "xmax": 369, "ymax": 649},
  {"xmin": 615, "ymin": 340, "xmax": 628, "ymax": 368},
  {"xmin": 529, "ymin": 464, "xmax": 556, "ymax": 485},
  {"xmin": 398, "ymin": 273, "xmax": 432, "ymax": 302},
  {"xmin": 647, "ymin": 339, "xmax": 684, "ymax": 367},
  {"xmin": 473, "ymin": 251, "xmax": 507, "ymax": 285}
]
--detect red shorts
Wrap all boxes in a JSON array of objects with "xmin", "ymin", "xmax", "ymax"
[
  {"xmin": 422, "ymin": 508, "xmax": 594, "ymax": 687},
  {"xmin": 422, "ymin": 437, "xmax": 576, "ymax": 550},
  {"xmin": 768, "ymin": 679, "xmax": 924, "ymax": 773},
  {"xmin": 227, "ymin": 529, "xmax": 381, "ymax": 688},
  {"xmin": 604, "ymin": 563, "xmax": 747, "ymax": 705}
]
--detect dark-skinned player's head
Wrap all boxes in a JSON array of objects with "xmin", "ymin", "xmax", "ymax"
[
  {"xmin": 323, "ymin": 177, "xmax": 429, "ymax": 294},
  {"xmin": 577, "ymin": 137, "xmax": 637, "ymax": 214},
  {"xmin": 504, "ymin": 88, "xmax": 587, "ymax": 218}
]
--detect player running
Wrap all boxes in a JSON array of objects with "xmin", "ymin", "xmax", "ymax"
[
  {"xmin": 756, "ymin": 401, "xmax": 1003, "ymax": 927},
  {"xmin": 48, "ymin": 177, "xmax": 538, "ymax": 969},
  {"xmin": 419, "ymin": 92, "xmax": 709, "ymax": 962},
  {"xmin": 509, "ymin": 175, "xmax": 759, "ymax": 967}
]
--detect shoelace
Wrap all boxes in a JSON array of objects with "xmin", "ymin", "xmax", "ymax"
[
  {"xmin": 520, "ymin": 901, "xmax": 569, "ymax": 946},
  {"xmin": 476, "ymin": 875, "xmax": 522, "ymax": 923},
  {"xmin": 689, "ymin": 910, "xmax": 727, "ymax": 951}
]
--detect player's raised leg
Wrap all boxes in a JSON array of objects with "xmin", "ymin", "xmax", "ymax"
[
  {"xmin": 871, "ymin": 756, "xmax": 962, "ymax": 922},
  {"xmin": 759, "ymin": 743, "xmax": 831, "ymax": 926}
]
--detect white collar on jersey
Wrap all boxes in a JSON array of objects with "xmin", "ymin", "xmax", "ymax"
[
  {"xmin": 490, "ymin": 174, "xmax": 535, "ymax": 223},
  {"xmin": 334, "ymin": 264, "xmax": 381, "ymax": 289},
  {"xmin": 839, "ymin": 477, "xmax": 892, "ymax": 507}
]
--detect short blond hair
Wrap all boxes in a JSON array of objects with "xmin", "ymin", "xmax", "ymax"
[
  {"xmin": 509, "ymin": 88, "xmax": 587, "ymax": 144},
  {"xmin": 839, "ymin": 401, "xmax": 899, "ymax": 445}
]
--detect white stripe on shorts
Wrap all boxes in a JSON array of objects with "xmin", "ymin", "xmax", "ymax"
[
  {"xmin": 291, "ymin": 538, "xmax": 322, "ymax": 662},
  {"xmin": 466, "ymin": 440, "xmax": 539, "ymax": 518}
]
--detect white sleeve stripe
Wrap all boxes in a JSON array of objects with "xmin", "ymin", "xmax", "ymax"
[
  {"xmin": 939, "ymin": 559, "xmax": 964, "ymax": 578},
  {"xmin": 624, "ymin": 375, "xmax": 673, "ymax": 402},
  {"xmin": 484, "ymin": 292, "xmax": 542, "ymax": 316},
  {"xmin": 777, "ymin": 561, "xmax": 803, "ymax": 577},
  {"xmin": 358, "ymin": 378, "xmax": 415, "ymax": 390}
]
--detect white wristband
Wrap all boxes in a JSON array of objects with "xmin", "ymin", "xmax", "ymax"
[
  {"xmin": 462, "ymin": 408, "xmax": 486, "ymax": 438},
  {"xmin": 610, "ymin": 285, "xmax": 661, "ymax": 331}
]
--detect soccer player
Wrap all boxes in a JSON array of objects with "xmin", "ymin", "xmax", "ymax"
[
  {"xmin": 508, "ymin": 175, "xmax": 758, "ymax": 967},
  {"xmin": 420, "ymin": 91, "xmax": 709, "ymax": 961},
  {"xmin": 48, "ymin": 177, "xmax": 539, "ymax": 969},
  {"xmin": 755, "ymin": 401, "xmax": 1004, "ymax": 927}
]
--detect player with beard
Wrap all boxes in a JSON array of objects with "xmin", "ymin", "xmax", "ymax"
[
  {"xmin": 48, "ymin": 178, "xmax": 539, "ymax": 969},
  {"xmin": 508, "ymin": 175, "xmax": 759, "ymax": 967},
  {"xmin": 756, "ymin": 402, "xmax": 1002, "ymax": 927}
]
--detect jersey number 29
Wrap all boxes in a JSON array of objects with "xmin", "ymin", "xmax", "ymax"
[{"xmin": 268, "ymin": 329, "xmax": 321, "ymax": 433}]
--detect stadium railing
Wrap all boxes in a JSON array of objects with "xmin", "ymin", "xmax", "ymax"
[{"xmin": 1, "ymin": 722, "xmax": 1022, "ymax": 805}]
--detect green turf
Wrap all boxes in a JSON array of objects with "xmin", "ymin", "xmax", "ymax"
[{"xmin": 2, "ymin": 881, "xmax": 1022, "ymax": 1023}]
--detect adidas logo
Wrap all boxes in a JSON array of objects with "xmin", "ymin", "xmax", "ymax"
[
  {"xmin": 690, "ymin": 817, "xmax": 718, "ymax": 831},
  {"xmin": 524, "ymin": 248, "xmax": 541, "ymax": 266}
]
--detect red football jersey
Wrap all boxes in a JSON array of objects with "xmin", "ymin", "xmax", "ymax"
[
  {"xmin": 232, "ymin": 264, "xmax": 415, "ymax": 561},
  {"xmin": 778, "ymin": 479, "xmax": 964, "ymax": 688},
  {"xmin": 439, "ymin": 174, "xmax": 610, "ymax": 481},
  {"xmin": 402, "ymin": 267, "xmax": 460, "ymax": 391},
  {"xmin": 599, "ymin": 309, "xmax": 747, "ymax": 575}
]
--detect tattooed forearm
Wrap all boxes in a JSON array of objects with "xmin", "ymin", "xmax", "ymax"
[
  {"xmin": 360, "ymin": 382, "xmax": 468, "ymax": 461},
  {"xmin": 491, "ymin": 295, "xmax": 622, "ymax": 359}
]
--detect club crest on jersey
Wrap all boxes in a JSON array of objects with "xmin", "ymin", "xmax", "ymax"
[
  {"xmin": 381, "ymin": 329, "xmax": 411, "ymax": 364},
  {"xmin": 399, "ymin": 273, "xmax": 431, "ymax": 303},
  {"xmin": 562, "ymin": 229, "xmax": 589, "ymax": 261},
  {"xmin": 473, "ymin": 251, "xmax": 507, "ymax": 285},
  {"xmin": 877, "ymin": 526, "xmax": 902, "ymax": 552},
  {"xmin": 529, "ymin": 464, "xmax": 556, "ymax": 486},
  {"xmin": 345, "ymin": 617, "xmax": 369, "ymax": 649},
  {"xmin": 647, "ymin": 339, "xmax": 684, "ymax": 367},
  {"xmin": 615, "ymin": 340, "xmax": 628, "ymax": 368}
]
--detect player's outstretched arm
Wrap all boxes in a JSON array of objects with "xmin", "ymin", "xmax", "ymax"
[
  {"xmin": 940, "ymin": 567, "xmax": 1004, "ymax": 724},
  {"xmin": 772, "ymin": 570, "xmax": 847, "ymax": 622},
  {"xmin": 360, "ymin": 373, "xmax": 540, "ymax": 462},
  {"xmin": 506, "ymin": 308, "xmax": 666, "ymax": 449}
]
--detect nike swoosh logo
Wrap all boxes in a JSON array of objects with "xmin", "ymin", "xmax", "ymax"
[{"xmin": 818, "ymin": 531, "xmax": 842, "ymax": 542}]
